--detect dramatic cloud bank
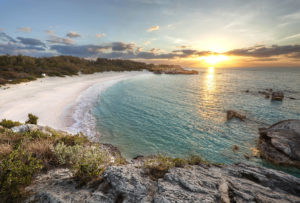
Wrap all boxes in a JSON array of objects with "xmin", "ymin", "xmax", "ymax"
[
  {"xmin": 1, "ymin": 31, "xmax": 300, "ymax": 65},
  {"xmin": 226, "ymin": 45, "xmax": 300, "ymax": 58}
]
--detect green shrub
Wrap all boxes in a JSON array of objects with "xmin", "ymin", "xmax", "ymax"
[
  {"xmin": 52, "ymin": 143, "xmax": 110, "ymax": 184},
  {"xmin": 25, "ymin": 113, "xmax": 38, "ymax": 125},
  {"xmin": 23, "ymin": 130, "xmax": 50, "ymax": 139},
  {"xmin": 72, "ymin": 146, "xmax": 110, "ymax": 185},
  {"xmin": 57, "ymin": 133, "xmax": 89, "ymax": 146},
  {"xmin": 52, "ymin": 142, "xmax": 83, "ymax": 166},
  {"xmin": 0, "ymin": 119, "xmax": 21, "ymax": 129},
  {"xmin": 143, "ymin": 154, "xmax": 176, "ymax": 180},
  {"xmin": 143, "ymin": 154, "xmax": 207, "ymax": 180},
  {"xmin": 0, "ymin": 150, "xmax": 42, "ymax": 201}
]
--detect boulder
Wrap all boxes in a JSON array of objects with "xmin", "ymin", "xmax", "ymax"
[
  {"xmin": 271, "ymin": 91, "xmax": 284, "ymax": 101},
  {"xmin": 11, "ymin": 124, "xmax": 60, "ymax": 136},
  {"xmin": 226, "ymin": 110, "xmax": 246, "ymax": 121},
  {"xmin": 258, "ymin": 120, "xmax": 300, "ymax": 168},
  {"xmin": 26, "ymin": 163, "xmax": 300, "ymax": 203}
]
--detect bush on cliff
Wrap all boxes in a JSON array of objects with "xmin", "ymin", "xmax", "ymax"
[
  {"xmin": 25, "ymin": 113, "xmax": 38, "ymax": 125},
  {"xmin": 0, "ymin": 123, "xmax": 115, "ymax": 201},
  {"xmin": 0, "ymin": 150, "xmax": 42, "ymax": 202},
  {"xmin": 0, "ymin": 119, "xmax": 21, "ymax": 129},
  {"xmin": 52, "ymin": 142, "xmax": 111, "ymax": 185},
  {"xmin": 143, "ymin": 154, "xmax": 207, "ymax": 180}
]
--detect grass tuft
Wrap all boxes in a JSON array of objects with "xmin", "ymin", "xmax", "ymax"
[{"xmin": 0, "ymin": 119, "xmax": 21, "ymax": 129}]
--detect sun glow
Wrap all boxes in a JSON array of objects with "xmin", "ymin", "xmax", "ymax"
[{"xmin": 199, "ymin": 55, "xmax": 229, "ymax": 65}]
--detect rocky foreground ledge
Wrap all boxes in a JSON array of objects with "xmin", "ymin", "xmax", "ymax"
[
  {"xmin": 1, "ymin": 119, "xmax": 299, "ymax": 202},
  {"xmin": 259, "ymin": 120, "xmax": 300, "ymax": 168},
  {"xmin": 26, "ymin": 163, "xmax": 300, "ymax": 203}
]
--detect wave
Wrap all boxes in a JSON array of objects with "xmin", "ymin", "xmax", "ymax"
[{"xmin": 66, "ymin": 71, "xmax": 150, "ymax": 140}]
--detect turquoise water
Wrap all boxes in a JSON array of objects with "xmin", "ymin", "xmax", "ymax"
[{"xmin": 93, "ymin": 67, "xmax": 300, "ymax": 174}]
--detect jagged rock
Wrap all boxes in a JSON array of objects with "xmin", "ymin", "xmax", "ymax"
[
  {"xmin": 258, "ymin": 120, "xmax": 300, "ymax": 168},
  {"xmin": 26, "ymin": 163, "xmax": 300, "ymax": 203},
  {"xmin": 271, "ymin": 91, "xmax": 284, "ymax": 101},
  {"xmin": 11, "ymin": 124, "xmax": 67, "ymax": 136},
  {"xmin": 11, "ymin": 124, "xmax": 30, "ymax": 133},
  {"xmin": 226, "ymin": 110, "xmax": 246, "ymax": 121}
]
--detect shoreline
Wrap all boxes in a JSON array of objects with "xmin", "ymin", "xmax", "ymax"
[{"xmin": 0, "ymin": 71, "xmax": 150, "ymax": 137}]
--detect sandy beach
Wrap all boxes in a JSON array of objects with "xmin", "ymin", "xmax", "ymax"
[{"xmin": 0, "ymin": 71, "xmax": 148, "ymax": 135}]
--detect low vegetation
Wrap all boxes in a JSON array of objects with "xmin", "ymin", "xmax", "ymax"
[
  {"xmin": 0, "ymin": 117, "xmax": 207, "ymax": 201},
  {"xmin": 143, "ymin": 154, "xmax": 208, "ymax": 180},
  {"xmin": 0, "ymin": 119, "xmax": 21, "ymax": 129},
  {"xmin": 0, "ymin": 119, "xmax": 124, "ymax": 202},
  {"xmin": 0, "ymin": 55, "xmax": 183, "ymax": 86},
  {"xmin": 25, "ymin": 113, "xmax": 38, "ymax": 125}
]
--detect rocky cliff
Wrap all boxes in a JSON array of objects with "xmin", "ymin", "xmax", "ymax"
[{"xmin": 26, "ymin": 163, "xmax": 300, "ymax": 203}]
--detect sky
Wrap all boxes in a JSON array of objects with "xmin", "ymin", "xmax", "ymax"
[{"xmin": 1, "ymin": 0, "xmax": 300, "ymax": 67}]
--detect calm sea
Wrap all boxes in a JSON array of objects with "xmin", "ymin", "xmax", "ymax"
[{"xmin": 92, "ymin": 67, "xmax": 300, "ymax": 175}]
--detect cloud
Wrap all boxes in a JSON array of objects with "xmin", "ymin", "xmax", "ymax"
[
  {"xmin": 281, "ymin": 33, "xmax": 300, "ymax": 41},
  {"xmin": 0, "ymin": 32, "xmax": 17, "ymax": 43},
  {"xmin": 17, "ymin": 27, "xmax": 31, "ymax": 33},
  {"xmin": 147, "ymin": 25, "xmax": 159, "ymax": 32},
  {"xmin": 45, "ymin": 30, "xmax": 55, "ymax": 35},
  {"xmin": 47, "ymin": 37, "xmax": 73, "ymax": 45},
  {"xmin": 45, "ymin": 30, "xmax": 73, "ymax": 45},
  {"xmin": 0, "ymin": 43, "xmax": 46, "ymax": 55},
  {"xmin": 96, "ymin": 33, "xmax": 106, "ymax": 38},
  {"xmin": 66, "ymin": 31, "xmax": 81, "ymax": 38},
  {"xmin": 16, "ymin": 37, "xmax": 46, "ymax": 47},
  {"xmin": 111, "ymin": 42, "xmax": 135, "ymax": 51},
  {"xmin": 0, "ymin": 33, "xmax": 46, "ymax": 55},
  {"xmin": 144, "ymin": 40, "xmax": 151, "ymax": 45},
  {"xmin": 50, "ymin": 45, "xmax": 107, "ymax": 57},
  {"xmin": 226, "ymin": 45, "xmax": 300, "ymax": 57},
  {"xmin": 50, "ymin": 42, "xmax": 136, "ymax": 57}
]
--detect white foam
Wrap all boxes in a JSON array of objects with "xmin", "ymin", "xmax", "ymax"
[{"xmin": 64, "ymin": 72, "xmax": 150, "ymax": 139}]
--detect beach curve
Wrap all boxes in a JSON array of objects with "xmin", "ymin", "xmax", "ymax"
[{"xmin": 0, "ymin": 71, "xmax": 150, "ymax": 138}]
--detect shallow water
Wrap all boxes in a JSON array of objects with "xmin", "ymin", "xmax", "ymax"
[{"xmin": 92, "ymin": 67, "xmax": 300, "ymax": 175}]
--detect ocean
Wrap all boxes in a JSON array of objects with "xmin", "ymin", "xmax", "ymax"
[{"xmin": 80, "ymin": 68, "xmax": 300, "ymax": 175}]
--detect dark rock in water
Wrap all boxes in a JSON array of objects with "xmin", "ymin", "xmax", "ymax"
[
  {"xmin": 289, "ymin": 97, "xmax": 296, "ymax": 100},
  {"xmin": 258, "ymin": 120, "xmax": 300, "ymax": 168},
  {"xmin": 26, "ymin": 163, "xmax": 300, "ymax": 202},
  {"xmin": 132, "ymin": 155, "xmax": 144, "ymax": 160},
  {"xmin": 227, "ymin": 110, "xmax": 246, "ymax": 121},
  {"xmin": 271, "ymin": 91, "xmax": 284, "ymax": 101},
  {"xmin": 232, "ymin": 145, "xmax": 239, "ymax": 152},
  {"xmin": 258, "ymin": 90, "xmax": 271, "ymax": 99},
  {"xmin": 265, "ymin": 88, "xmax": 273, "ymax": 92}
]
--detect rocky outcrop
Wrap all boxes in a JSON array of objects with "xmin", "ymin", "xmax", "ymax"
[
  {"xmin": 26, "ymin": 163, "xmax": 300, "ymax": 203},
  {"xmin": 271, "ymin": 91, "xmax": 284, "ymax": 101},
  {"xmin": 258, "ymin": 120, "xmax": 300, "ymax": 168},
  {"xmin": 11, "ymin": 124, "xmax": 67, "ymax": 136},
  {"xmin": 226, "ymin": 110, "xmax": 246, "ymax": 121},
  {"xmin": 151, "ymin": 65, "xmax": 198, "ymax": 75}
]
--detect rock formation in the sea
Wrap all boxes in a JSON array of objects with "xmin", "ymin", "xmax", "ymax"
[
  {"xmin": 26, "ymin": 163, "xmax": 300, "ymax": 203},
  {"xmin": 271, "ymin": 91, "xmax": 284, "ymax": 101},
  {"xmin": 258, "ymin": 120, "xmax": 300, "ymax": 168},
  {"xmin": 151, "ymin": 65, "xmax": 198, "ymax": 75},
  {"xmin": 226, "ymin": 110, "xmax": 246, "ymax": 121},
  {"xmin": 246, "ymin": 89, "xmax": 291, "ymax": 101}
]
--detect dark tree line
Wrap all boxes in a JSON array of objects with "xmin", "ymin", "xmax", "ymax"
[{"xmin": 0, "ymin": 55, "xmax": 163, "ymax": 85}]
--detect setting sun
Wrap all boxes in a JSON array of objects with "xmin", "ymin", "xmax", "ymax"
[{"xmin": 200, "ymin": 55, "xmax": 229, "ymax": 65}]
